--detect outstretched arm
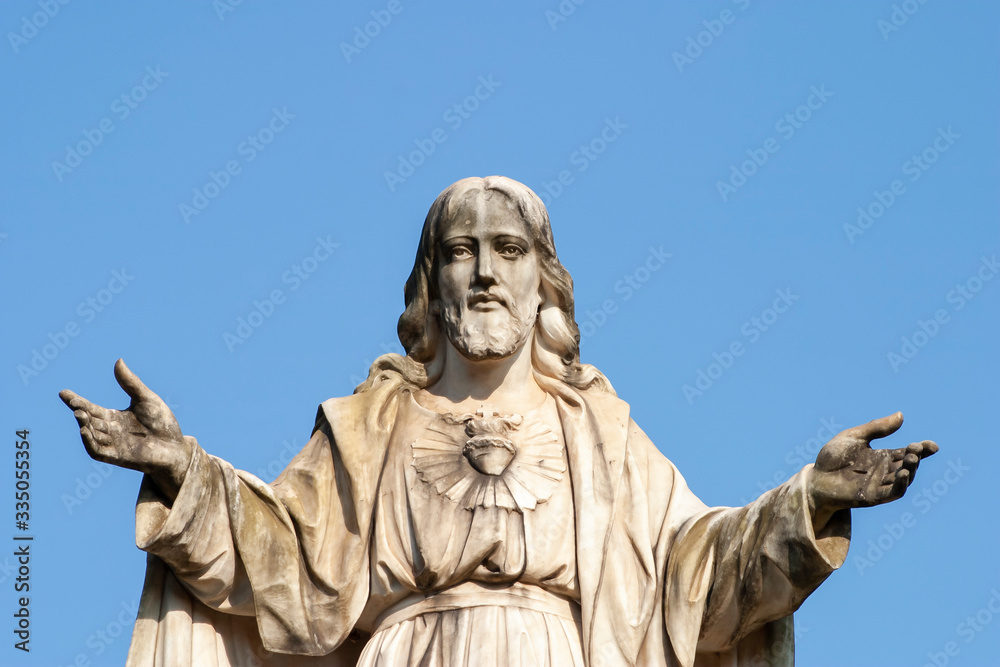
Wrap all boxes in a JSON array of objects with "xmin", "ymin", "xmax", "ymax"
[
  {"xmin": 662, "ymin": 414, "xmax": 937, "ymax": 661},
  {"xmin": 60, "ymin": 360, "xmax": 373, "ymax": 655},
  {"xmin": 59, "ymin": 358, "xmax": 194, "ymax": 501}
]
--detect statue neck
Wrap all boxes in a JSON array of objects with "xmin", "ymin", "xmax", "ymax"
[{"xmin": 421, "ymin": 337, "xmax": 545, "ymax": 414}]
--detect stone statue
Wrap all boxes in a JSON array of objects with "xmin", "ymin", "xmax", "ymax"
[{"xmin": 60, "ymin": 176, "xmax": 938, "ymax": 666}]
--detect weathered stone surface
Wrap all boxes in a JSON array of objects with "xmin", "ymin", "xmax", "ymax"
[{"xmin": 61, "ymin": 176, "xmax": 938, "ymax": 666}]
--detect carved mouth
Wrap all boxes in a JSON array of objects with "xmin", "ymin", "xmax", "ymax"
[{"xmin": 468, "ymin": 292, "xmax": 507, "ymax": 309}]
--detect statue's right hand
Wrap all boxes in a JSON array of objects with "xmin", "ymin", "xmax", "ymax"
[{"xmin": 60, "ymin": 359, "xmax": 193, "ymax": 495}]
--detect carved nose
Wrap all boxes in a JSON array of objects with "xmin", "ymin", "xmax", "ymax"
[{"xmin": 475, "ymin": 253, "xmax": 498, "ymax": 286}]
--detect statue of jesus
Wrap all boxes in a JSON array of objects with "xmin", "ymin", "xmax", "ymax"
[{"xmin": 61, "ymin": 176, "xmax": 938, "ymax": 666}]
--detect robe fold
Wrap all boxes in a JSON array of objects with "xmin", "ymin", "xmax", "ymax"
[{"xmin": 125, "ymin": 373, "xmax": 850, "ymax": 666}]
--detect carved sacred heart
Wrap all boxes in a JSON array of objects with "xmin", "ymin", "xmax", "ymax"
[{"xmin": 463, "ymin": 434, "xmax": 516, "ymax": 476}]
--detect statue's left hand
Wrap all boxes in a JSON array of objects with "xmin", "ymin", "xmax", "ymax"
[{"xmin": 808, "ymin": 412, "xmax": 938, "ymax": 529}]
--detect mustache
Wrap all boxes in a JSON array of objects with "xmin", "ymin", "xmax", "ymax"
[{"xmin": 466, "ymin": 289, "xmax": 511, "ymax": 308}]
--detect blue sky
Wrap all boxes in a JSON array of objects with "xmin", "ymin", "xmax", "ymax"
[{"xmin": 2, "ymin": 2, "xmax": 997, "ymax": 665}]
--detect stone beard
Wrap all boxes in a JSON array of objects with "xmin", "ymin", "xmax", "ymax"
[{"xmin": 436, "ymin": 288, "xmax": 538, "ymax": 361}]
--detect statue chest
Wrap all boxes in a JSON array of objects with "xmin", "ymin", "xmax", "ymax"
[{"xmin": 370, "ymin": 393, "xmax": 578, "ymax": 595}]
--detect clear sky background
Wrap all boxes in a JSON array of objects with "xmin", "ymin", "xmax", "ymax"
[{"xmin": 2, "ymin": 2, "xmax": 997, "ymax": 665}]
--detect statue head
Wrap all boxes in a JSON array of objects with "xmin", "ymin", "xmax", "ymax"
[
  {"xmin": 357, "ymin": 176, "xmax": 610, "ymax": 393},
  {"xmin": 425, "ymin": 179, "xmax": 545, "ymax": 363}
]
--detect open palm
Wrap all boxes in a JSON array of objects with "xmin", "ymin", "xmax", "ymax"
[
  {"xmin": 60, "ymin": 359, "xmax": 191, "ymax": 495},
  {"xmin": 809, "ymin": 412, "xmax": 938, "ymax": 525}
]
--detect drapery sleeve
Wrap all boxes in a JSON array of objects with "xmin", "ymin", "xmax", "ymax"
[
  {"xmin": 130, "ymin": 408, "xmax": 374, "ymax": 661},
  {"xmin": 135, "ymin": 442, "xmax": 255, "ymax": 615},
  {"xmin": 654, "ymin": 428, "xmax": 851, "ymax": 666}
]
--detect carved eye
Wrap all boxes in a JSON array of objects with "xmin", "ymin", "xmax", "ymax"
[
  {"xmin": 498, "ymin": 244, "xmax": 524, "ymax": 258},
  {"xmin": 449, "ymin": 245, "xmax": 474, "ymax": 260}
]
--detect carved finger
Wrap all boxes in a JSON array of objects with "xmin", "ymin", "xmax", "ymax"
[
  {"xmin": 89, "ymin": 428, "xmax": 112, "ymax": 447},
  {"xmin": 846, "ymin": 412, "xmax": 904, "ymax": 443},
  {"xmin": 75, "ymin": 412, "xmax": 99, "ymax": 455},
  {"xmin": 59, "ymin": 389, "xmax": 83, "ymax": 409},
  {"xmin": 916, "ymin": 440, "xmax": 939, "ymax": 458},
  {"xmin": 63, "ymin": 391, "xmax": 99, "ymax": 415},
  {"xmin": 889, "ymin": 468, "xmax": 910, "ymax": 499},
  {"xmin": 68, "ymin": 393, "xmax": 114, "ymax": 422},
  {"xmin": 79, "ymin": 424, "xmax": 100, "ymax": 452},
  {"xmin": 115, "ymin": 359, "xmax": 158, "ymax": 404},
  {"xmin": 91, "ymin": 403, "xmax": 115, "ymax": 422},
  {"xmin": 90, "ymin": 417, "xmax": 110, "ymax": 435}
]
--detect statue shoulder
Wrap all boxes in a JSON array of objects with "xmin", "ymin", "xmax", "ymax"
[
  {"xmin": 574, "ymin": 386, "xmax": 679, "ymax": 470},
  {"xmin": 577, "ymin": 383, "xmax": 633, "ymax": 429},
  {"xmin": 314, "ymin": 381, "xmax": 411, "ymax": 451}
]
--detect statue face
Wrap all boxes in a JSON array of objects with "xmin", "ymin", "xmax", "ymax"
[{"xmin": 434, "ymin": 195, "xmax": 543, "ymax": 361}]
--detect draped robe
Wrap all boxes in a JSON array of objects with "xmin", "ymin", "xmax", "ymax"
[{"xmin": 125, "ymin": 373, "xmax": 851, "ymax": 666}]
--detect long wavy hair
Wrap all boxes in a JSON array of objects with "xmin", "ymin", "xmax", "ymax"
[{"xmin": 355, "ymin": 176, "xmax": 612, "ymax": 395}]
